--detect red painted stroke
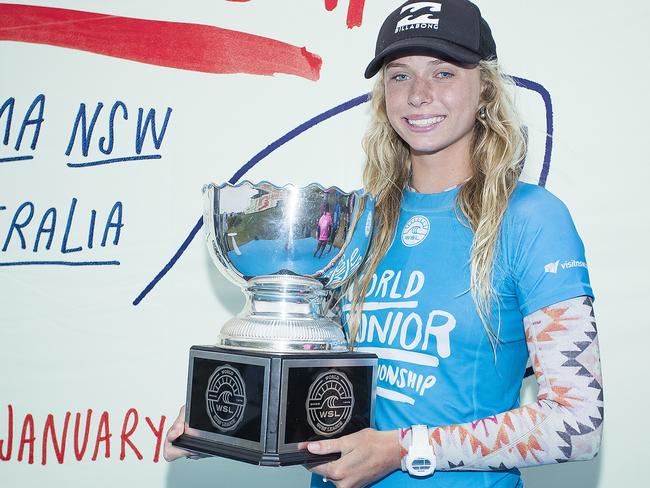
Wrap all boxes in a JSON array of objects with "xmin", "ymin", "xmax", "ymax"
[
  {"xmin": 325, "ymin": 0, "xmax": 338, "ymax": 11},
  {"xmin": 0, "ymin": 4, "xmax": 322, "ymax": 80},
  {"xmin": 346, "ymin": 0, "xmax": 366, "ymax": 28}
]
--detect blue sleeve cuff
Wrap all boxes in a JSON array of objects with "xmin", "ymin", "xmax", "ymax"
[{"xmin": 519, "ymin": 284, "xmax": 594, "ymax": 317}]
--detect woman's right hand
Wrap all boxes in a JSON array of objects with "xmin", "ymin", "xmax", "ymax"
[{"xmin": 163, "ymin": 405, "xmax": 193, "ymax": 462}]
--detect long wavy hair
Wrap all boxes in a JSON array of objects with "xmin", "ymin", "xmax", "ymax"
[{"xmin": 345, "ymin": 59, "xmax": 526, "ymax": 352}]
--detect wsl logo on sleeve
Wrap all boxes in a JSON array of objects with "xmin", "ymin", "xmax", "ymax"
[{"xmin": 395, "ymin": 2, "xmax": 442, "ymax": 33}]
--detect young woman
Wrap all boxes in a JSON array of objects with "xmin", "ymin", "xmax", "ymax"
[
  {"xmin": 305, "ymin": 1, "xmax": 603, "ymax": 487},
  {"xmin": 164, "ymin": 1, "xmax": 603, "ymax": 486}
]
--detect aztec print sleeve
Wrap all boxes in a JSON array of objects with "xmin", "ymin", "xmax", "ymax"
[{"xmin": 399, "ymin": 296, "xmax": 603, "ymax": 470}]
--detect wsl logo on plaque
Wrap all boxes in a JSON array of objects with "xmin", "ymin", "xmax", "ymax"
[
  {"xmin": 306, "ymin": 370, "xmax": 355, "ymax": 436},
  {"xmin": 205, "ymin": 365, "xmax": 247, "ymax": 432}
]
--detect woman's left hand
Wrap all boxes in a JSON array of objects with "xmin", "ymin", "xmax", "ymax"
[{"xmin": 306, "ymin": 428, "xmax": 401, "ymax": 488}]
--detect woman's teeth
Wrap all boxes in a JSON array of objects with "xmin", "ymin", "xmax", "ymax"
[{"xmin": 407, "ymin": 116, "xmax": 445, "ymax": 127}]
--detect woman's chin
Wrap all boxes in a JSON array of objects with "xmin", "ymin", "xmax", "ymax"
[{"xmin": 409, "ymin": 145, "xmax": 442, "ymax": 157}]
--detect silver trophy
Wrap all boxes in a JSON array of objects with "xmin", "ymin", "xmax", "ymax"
[{"xmin": 173, "ymin": 181, "xmax": 378, "ymax": 466}]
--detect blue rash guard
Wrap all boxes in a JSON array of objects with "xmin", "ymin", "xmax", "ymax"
[{"xmin": 311, "ymin": 182, "xmax": 592, "ymax": 487}]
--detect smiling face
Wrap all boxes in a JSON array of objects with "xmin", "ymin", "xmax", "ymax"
[{"xmin": 384, "ymin": 55, "xmax": 481, "ymax": 160}]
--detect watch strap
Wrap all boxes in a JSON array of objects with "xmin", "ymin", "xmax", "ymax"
[{"xmin": 412, "ymin": 424, "xmax": 429, "ymax": 446}]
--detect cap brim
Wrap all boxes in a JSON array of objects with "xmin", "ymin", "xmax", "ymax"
[{"xmin": 364, "ymin": 38, "xmax": 480, "ymax": 79}]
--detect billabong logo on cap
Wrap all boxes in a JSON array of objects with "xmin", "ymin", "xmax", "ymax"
[{"xmin": 395, "ymin": 2, "xmax": 442, "ymax": 33}]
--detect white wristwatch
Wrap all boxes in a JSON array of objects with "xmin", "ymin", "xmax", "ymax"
[{"xmin": 402, "ymin": 425, "xmax": 436, "ymax": 477}]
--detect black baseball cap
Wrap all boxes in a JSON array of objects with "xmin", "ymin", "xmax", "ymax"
[{"xmin": 365, "ymin": 0, "xmax": 497, "ymax": 78}]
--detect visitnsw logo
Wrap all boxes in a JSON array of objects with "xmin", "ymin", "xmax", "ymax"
[
  {"xmin": 395, "ymin": 2, "xmax": 442, "ymax": 33},
  {"xmin": 401, "ymin": 215, "xmax": 430, "ymax": 247},
  {"xmin": 544, "ymin": 259, "xmax": 587, "ymax": 273},
  {"xmin": 544, "ymin": 260, "xmax": 560, "ymax": 273}
]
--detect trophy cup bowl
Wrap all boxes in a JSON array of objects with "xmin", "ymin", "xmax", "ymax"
[{"xmin": 173, "ymin": 181, "xmax": 378, "ymax": 466}]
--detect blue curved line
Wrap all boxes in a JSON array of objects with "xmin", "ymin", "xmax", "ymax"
[
  {"xmin": 132, "ymin": 216, "xmax": 203, "ymax": 305},
  {"xmin": 511, "ymin": 76, "xmax": 554, "ymax": 187},
  {"xmin": 132, "ymin": 93, "xmax": 371, "ymax": 306}
]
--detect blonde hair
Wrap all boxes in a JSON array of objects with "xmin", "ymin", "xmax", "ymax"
[{"xmin": 345, "ymin": 59, "xmax": 526, "ymax": 351}]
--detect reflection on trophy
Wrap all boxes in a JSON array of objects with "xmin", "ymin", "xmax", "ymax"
[{"xmin": 172, "ymin": 181, "xmax": 378, "ymax": 466}]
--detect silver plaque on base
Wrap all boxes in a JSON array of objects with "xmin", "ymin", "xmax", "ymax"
[{"xmin": 173, "ymin": 181, "xmax": 378, "ymax": 466}]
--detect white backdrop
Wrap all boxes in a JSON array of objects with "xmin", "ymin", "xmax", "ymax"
[{"xmin": 1, "ymin": 1, "xmax": 648, "ymax": 486}]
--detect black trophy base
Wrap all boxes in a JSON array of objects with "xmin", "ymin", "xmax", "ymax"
[
  {"xmin": 173, "ymin": 346, "xmax": 377, "ymax": 467},
  {"xmin": 173, "ymin": 433, "xmax": 340, "ymax": 466}
]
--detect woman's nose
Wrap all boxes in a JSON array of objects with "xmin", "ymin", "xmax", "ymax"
[{"xmin": 407, "ymin": 78, "xmax": 433, "ymax": 107}]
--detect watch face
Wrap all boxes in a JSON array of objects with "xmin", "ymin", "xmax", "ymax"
[{"xmin": 412, "ymin": 458, "xmax": 433, "ymax": 473}]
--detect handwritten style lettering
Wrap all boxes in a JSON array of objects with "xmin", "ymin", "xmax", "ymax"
[
  {"xmin": 65, "ymin": 100, "xmax": 172, "ymax": 159},
  {"xmin": 0, "ymin": 94, "xmax": 45, "ymax": 163},
  {"xmin": 0, "ymin": 405, "xmax": 165, "ymax": 465},
  {"xmin": 349, "ymin": 269, "xmax": 457, "ymax": 402},
  {"xmin": 1, "ymin": 199, "xmax": 124, "ymax": 254}
]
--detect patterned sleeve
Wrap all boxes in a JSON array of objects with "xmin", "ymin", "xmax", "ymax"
[{"xmin": 399, "ymin": 296, "xmax": 603, "ymax": 470}]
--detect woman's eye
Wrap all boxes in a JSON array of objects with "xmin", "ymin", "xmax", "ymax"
[
  {"xmin": 436, "ymin": 71, "xmax": 454, "ymax": 79},
  {"xmin": 391, "ymin": 73, "xmax": 409, "ymax": 81}
]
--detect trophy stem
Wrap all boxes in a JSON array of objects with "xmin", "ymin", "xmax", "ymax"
[{"xmin": 218, "ymin": 275, "xmax": 348, "ymax": 353}]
